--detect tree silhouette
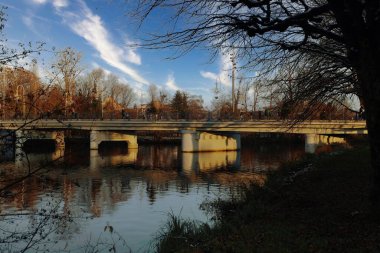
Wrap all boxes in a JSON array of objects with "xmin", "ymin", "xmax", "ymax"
[
  {"xmin": 133, "ymin": 0, "xmax": 380, "ymax": 206},
  {"xmin": 171, "ymin": 90, "xmax": 189, "ymax": 119}
]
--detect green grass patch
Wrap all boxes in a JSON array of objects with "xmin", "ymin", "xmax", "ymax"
[{"xmin": 155, "ymin": 146, "xmax": 380, "ymax": 252}]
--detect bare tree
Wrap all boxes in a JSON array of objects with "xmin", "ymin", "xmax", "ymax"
[
  {"xmin": 103, "ymin": 74, "xmax": 135, "ymax": 107},
  {"xmin": 51, "ymin": 47, "xmax": 82, "ymax": 116},
  {"xmin": 147, "ymin": 83, "xmax": 159, "ymax": 103},
  {"xmin": 117, "ymin": 82, "xmax": 135, "ymax": 108},
  {"xmin": 131, "ymin": 0, "xmax": 380, "ymax": 206}
]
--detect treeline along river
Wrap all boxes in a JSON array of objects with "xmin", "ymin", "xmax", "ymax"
[{"xmin": 0, "ymin": 135, "xmax": 309, "ymax": 252}]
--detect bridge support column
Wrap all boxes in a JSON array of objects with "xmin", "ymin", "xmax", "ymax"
[
  {"xmin": 181, "ymin": 130, "xmax": 241, "ymax": 152},
  {"xmin": 15, "ymin": 130, "xmax": 65, "ymax": 149},
  {"xmin": 305, "ymin": 134, "xmax": 346, "ymax": 153},
  {"xmin": 90, "ymin": 130, "xmax": 138, "ymax": 150}
]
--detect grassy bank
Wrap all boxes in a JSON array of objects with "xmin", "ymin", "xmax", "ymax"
[{"xmin": 155, "ymin": 146, "xmax": 380, "ymax": 252}]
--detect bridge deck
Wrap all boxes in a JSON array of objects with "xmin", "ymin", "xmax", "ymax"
[{"xmin": 0, "ymin": 120, "xmax": 367, "ymax": 135}]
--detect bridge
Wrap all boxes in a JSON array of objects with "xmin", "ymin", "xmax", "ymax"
[{"xmin": 0, "ymin": 119, "xmax": 367, "ymax": 153}]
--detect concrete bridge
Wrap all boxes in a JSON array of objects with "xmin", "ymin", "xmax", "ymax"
[{"xmin": 0, "ymin": 119, "xmax": 367, "ymax": 153}]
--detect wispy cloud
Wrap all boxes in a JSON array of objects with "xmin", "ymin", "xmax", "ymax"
[
  {"xmin": 61, "ymin": 1, "xmax": 147, "ymax": 84},
  {"xmin": 200, "ymin": 71, "xmax": 218, "ymax": 81},
  {"xmin": 33, "ymin": 0, "xmax": 148, "ymax": 85},
  {"xmin": 53, "ymin": 0, "xmax": 68, "ymax": 8},
  {"xmin": 21, "ymin": 11, "xmax": 51, "ymax": 38},
  {"xmin": 200, "ymin": 52, "xmax": 232, "ymax": 87},
  {"xmin": 31, "ymin": 0, "xmax": 48, "ymax": 4},
  {"xmin": 31, "ymin": 0, "xmax": 68, "ymax": 8},
  {"xmin": 165, "ymin": 73, "xmax": 180, "ymax": 91},
  {"xmin": 22, "ymin": 15, "xmax": 33, "ymax": 28}
]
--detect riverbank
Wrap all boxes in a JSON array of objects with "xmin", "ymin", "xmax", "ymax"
[{"xmin": 155, "ymin": 145, "xmax": 380, "ymax": 252}]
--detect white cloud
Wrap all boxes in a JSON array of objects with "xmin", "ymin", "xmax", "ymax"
[
  {"xmin": 123, "ymin": 38, "xmax": 141, "ymax": 65},
  {"xmin": 31, "ymin": 0, "xmax": 48, "ymax": 4},
  {"xmin": 56, "ymin": 0, "xmax": 148, "ymax": 85},
  {"xmin": 30, "ymin": 0, "xmax": 68, "ymax": 8},
  {"xmin": 165, "ymin": 73, "xmax": 180, "ymax": 91},
  {"xmin": 200, "ymin": 52, "xmax": 232, "ymax": 87},
  {"xmin": 53, "ymin": 0, "xmax": 69, "ymax": 8},
  {"xmin": 200, "ymin": 71, "xmax": 218, "ymax": 81}
]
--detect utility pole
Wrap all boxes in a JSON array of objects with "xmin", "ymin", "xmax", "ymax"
[{"xmin": 230, "ymin": 54, "xmax": 236, "ymax": 116}]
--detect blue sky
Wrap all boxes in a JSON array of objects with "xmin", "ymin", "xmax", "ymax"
[{"xmin": 0, "ymin": 0, "xmax": 235, "ymax": 105}]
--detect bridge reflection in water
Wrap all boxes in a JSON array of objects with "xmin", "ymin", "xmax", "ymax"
[
  {"xmin": 182, "ymin": 151, "xmax": 240, "ymax": 173},
  {"xmin": 14, "ymin": 145, "xmax": 241, "ymax": 173},
  {"xmin": 89, "ymin": 149, "xmax": 138, "ymax": 170},
  {"xmin": 15, "ymin": 146, "xmax": 65, "ymax": 169}
]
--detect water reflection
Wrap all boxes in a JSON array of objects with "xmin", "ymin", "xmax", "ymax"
[
  {"xmin": 90, "ymin": 149, "xmax": 138, "ymax": 170},
  {"xmin": 182, "ymin": 151, "xmax": 240, "ymax": 173},
  {"xmin": 1, "ymin": 140, "xmax": 306, "ymax": 252},
  {"xmin": 15, "ymin": 146, "xmax": 65, "ymax": 169},
  {"xmin": 0, "ymin": 145, "xmax": 13, "ymax": 162}
]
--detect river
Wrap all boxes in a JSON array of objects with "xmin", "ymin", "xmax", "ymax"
[{"xmin": 0, "ymin": 137, "xmax": 306, "ymax": 252}]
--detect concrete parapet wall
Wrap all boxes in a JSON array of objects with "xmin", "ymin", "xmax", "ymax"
[{"xmin": 181, "ymin": 130, "xmax": 241, "ymax": 152}]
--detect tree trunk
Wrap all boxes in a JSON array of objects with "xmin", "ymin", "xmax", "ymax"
[
  {"xmin": 329, "ymin": 0, "xmax": 380, "ymax": 209},
  {"xmin": 353, "ymin": 37, "xmax": 380, "ymax": 209},
  {"xmin": 358, "ymin": 69, "xmax": 380, "ymax": 208}
]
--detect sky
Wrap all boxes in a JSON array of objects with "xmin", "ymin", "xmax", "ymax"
[{"xmin": 0, "ymin": 0, "xmax": 236, "ymax": 106}]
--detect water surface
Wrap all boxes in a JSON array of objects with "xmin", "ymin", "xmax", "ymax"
[{"xmin": 0, "ymin": 139, "xmax": 305, "ymax": 252}]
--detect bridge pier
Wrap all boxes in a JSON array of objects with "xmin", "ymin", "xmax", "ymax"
[
  {"xmin": 15, "ymin": 130, "xmax": 65, "ymax": 149},
  {"xmin": 181, "ymin": 130, "xmax": 241, "ymax": 152},
  {"xmin": 305, "ymin": 134, "xmax": 346, "ymax": 153},
  {"xmin": 90, "ymin": 130, "xmax": 138, "ymax": 150}
]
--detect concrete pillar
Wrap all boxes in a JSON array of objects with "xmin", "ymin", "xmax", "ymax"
[
  {"xmin": 90, "ymin": 130, "xmax": 138, "ymax": 150},
  {"xmin": 305, "ymin": 134, "xmax": 346, "ymax": 153},
  {"xmin": 305, "ymin": 134, "xmax": 319, "ymax": 153},
  {"xmin": 181, "ymin": 130, "xmax": 241, "ymax": 152},
  {"xmin": 15, "ymin": 130, "xmax": 65, "ymax": 150}
]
